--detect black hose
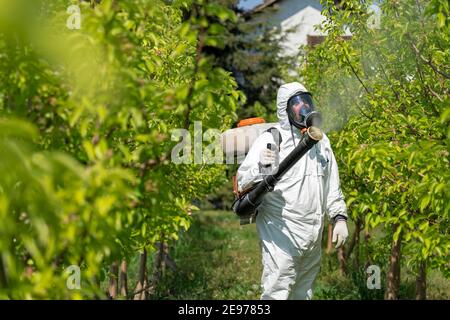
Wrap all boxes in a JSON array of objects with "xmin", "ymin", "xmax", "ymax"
[{"xmin": 232, "ymin": 126, "xmax": 323, "ymax": 217}]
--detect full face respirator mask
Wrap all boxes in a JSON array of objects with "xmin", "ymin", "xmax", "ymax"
[{"xmin": 286, "ymin": 92, "xmax": 322, "ymax": 129}]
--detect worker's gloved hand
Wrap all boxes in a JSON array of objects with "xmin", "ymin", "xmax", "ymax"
[
  {"xmin": 332, "ymin": 220, "xmax": 348, "ymax": 249},
  {"xmin": 259, "ymin": 149, "xmax": 277, "ymax": 166}
]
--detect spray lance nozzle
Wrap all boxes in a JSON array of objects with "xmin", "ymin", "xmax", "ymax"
[{"xmin": 304, "ymin": 111, "xmax": 322, "ymax": 128}]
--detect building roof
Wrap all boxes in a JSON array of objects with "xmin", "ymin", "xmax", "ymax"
[
  {"xmin": 252, "ymin": 0, "xmax": 280, "ymax": 13},
  {"xmin": 238, "ymin": 0, "xmax": 280, "ymax": 13}
]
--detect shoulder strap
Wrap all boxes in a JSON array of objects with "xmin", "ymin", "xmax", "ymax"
[{"xmin": 265, "ymin": 127, "xmax": 282, "ymax": 151}]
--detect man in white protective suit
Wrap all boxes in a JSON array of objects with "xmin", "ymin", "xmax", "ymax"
[{"xmin": 237, "ymin": 82, "xmax": 349, "ymax": 300}]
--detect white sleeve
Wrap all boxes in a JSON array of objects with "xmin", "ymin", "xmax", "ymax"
[
  {"xmin": 326, "ymin": 145, "xmax": 348, "ymax": 220},
  {"xmin": 236, "ymin": 133, "xmax": 272, "ymax": 192}
]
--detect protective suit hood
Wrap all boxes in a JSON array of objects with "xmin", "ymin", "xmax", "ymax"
[{"xmin": 276, "ymin": 82, "xmax": 309, "ymax": 130}]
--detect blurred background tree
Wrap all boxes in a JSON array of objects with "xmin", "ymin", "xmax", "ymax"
[{"xmin": 199, "ymin": 0, "xmax": 295, "ymax": 122}]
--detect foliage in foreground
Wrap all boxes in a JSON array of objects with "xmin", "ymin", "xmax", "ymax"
[{"xmin": 0, "ymin": 0, "xmax": 243, "ymax": 298}]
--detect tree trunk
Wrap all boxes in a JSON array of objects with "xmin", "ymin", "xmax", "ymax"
[
  {"xmin": 326, "ymin": 224, "xmax": 333, "ymax": 254},
  {"xmin": 134, "ymin": 249, "xmax": 148, "ymax": 300},
  {"xmin": 385, "ymin": 225, "xmax": 402, "ymax": 300},
  {"xmin": 338, "ymin": 246, "xmax": 347, "ymax": 275},
  {"xmin": 108, "ymin": 260, "xmax": 119, "ymax": 299},
  {"xmin": 91, "ymin": 275, "xmax": 102, "ymax": 299},
  {"xmin": 119, "ymin": 259, "xmax": 128, "ymax": 298},
  {"xmin": 0, "ymin": 255, "xmax": 8, "ymax": 289},
  {"xmin": 354, "ymin": 227, "xmax": 360, "ymax": 269},
  {"xmin": 346, "ymin": 218, "xmax": 362, "ymax": 268},
  {"xmin": 165, "ymin": 253, "xmax": 177, "ymax": 272},
  {"xmin": 415, "ymin": 261, "xmax": 427, "ymax": 300},
  {"xmin": 364, "ymin": 228, "xmax": 372, "ymax": 265},
  {"xmin": 148, "ymin": 241, "xmax": 167, "ymax": 296}
]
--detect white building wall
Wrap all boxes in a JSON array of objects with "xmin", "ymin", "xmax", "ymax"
[
  {"xmin": 251, "ymin": 0, "xmax": 325, "ymax": 56},
  {"xmin": 279, "ymin": 5, "xmax": 325, "ymax": 56}
]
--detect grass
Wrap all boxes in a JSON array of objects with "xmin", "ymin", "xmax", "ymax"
[
  {"xmin": 153, "ymin": 210, "xmax": 262, "ymax": 299},
  {"xmin": 130, "ymin": 210, "xmax": 449, "ymax": 300}
]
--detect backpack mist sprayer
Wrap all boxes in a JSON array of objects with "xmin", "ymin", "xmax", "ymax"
[{"xmin": 231, "ymin": 126, "xmax": 323, "ymax": 224}]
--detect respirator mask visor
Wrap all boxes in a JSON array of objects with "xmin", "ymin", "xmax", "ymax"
[{"xmin": 286, "ymin": 93, "xmax": 322, "ymax": 128}]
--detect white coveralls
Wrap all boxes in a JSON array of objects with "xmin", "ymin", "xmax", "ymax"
[{"xmin": 237, "ymin": 82, "xmax": 347, "ymax": 300}]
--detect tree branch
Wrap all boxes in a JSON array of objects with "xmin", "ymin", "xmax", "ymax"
[
  {"xmin": 342, "ymin": 51, "xmax": 372, "ymax": 97},
  {"xmin": 411, "ymin": 44, "xmax": 450, "ymax": 79}
]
